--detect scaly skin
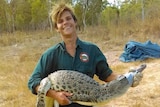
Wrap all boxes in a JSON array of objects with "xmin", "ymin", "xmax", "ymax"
[{"xmin": 36, "ymin": 64, "xmax": 146, "ymax": 107}]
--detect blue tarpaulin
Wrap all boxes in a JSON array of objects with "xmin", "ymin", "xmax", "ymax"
[{"xmin": 119, "ymin": 40, "xmax": 160, "ymax": 62}]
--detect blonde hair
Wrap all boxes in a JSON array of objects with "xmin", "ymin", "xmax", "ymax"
[{"xmin": 50, "ymin": 3, "xmax": 77, "ymax": 29}]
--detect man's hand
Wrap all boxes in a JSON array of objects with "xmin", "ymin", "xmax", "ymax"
[
  {"xmin": 54, "ymin": 91, "xmax": 73, "ymax": 105},
  {"xmin": 46, "ymin": 89, "xmax": 73, "ymax": 106}
]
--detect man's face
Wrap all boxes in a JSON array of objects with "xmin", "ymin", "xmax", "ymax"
[{"xmin": 56, "ymin": 11, "xmax": 77, "ymax": 37}]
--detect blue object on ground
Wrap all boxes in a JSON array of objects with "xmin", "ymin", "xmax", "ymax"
[{"xmin": 119, "ymin": 40, "xmax": 160, "ymax": 62}]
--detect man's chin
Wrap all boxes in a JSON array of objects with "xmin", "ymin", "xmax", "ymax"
[{"xmin": 63, "ymin": 34, "xmax": 72, "ymax": 38}]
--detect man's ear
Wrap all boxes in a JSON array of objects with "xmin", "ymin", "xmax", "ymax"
[
  {"xmin": 54, "ymin": 24, "xmax": 59, "ymax": 32},
  {"xmin": 75, "ymin": 21, "xmax": 78, "ymax": 28},
  {"xmin": 55, "ymin": 27, "xmax": 60, "ymax": 33}
]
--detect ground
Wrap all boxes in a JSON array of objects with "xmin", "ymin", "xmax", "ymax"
[
  {"xmin": 97, "ymin": 51, "xmax": 160, "ymax": 107},
  {"xmin": 0, "ymin": 33, "xmax": 160, "ymax": 107}
]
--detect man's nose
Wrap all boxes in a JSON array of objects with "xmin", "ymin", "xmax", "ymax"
[{"xmin": 63, "ymin": 19, "xmax": 68, "ymax": 25}]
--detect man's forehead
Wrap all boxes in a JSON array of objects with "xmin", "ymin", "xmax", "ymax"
[{"xmin": 57, "ymin": 11, "xmax": 72, "ymax": 20}]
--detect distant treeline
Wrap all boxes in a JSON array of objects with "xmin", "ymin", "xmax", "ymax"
[{"xmin": 0, "ymin": 0, "xmax": 160, "ymax": 33}]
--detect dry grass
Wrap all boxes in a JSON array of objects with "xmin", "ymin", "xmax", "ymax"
[
  {"xmin": 0, "ymin": 19, "xmax": 160, "ymax": 107},
  {"xmin": 95, "ymin": 54, "xmax": 160, "ymax": 107}
]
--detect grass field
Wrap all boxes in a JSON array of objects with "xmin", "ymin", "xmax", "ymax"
[{"xmin": 0, "ymin": 26, "xmax": 160, "ymax": 107}]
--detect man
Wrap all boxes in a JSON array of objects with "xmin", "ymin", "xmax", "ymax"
[{"xmin": 28, "ymin": 3, "xmax": 143, "ymax": 107}]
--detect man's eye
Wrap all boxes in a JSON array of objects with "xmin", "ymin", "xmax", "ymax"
[
  {"xmin": 66, "ymin": 17, "xmax": 71, "ymax": 21},
  {"xmin": 58, "ymin": 20, "xmax": 63, "ymax": 23}
]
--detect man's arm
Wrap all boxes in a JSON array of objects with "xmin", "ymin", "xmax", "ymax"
[
  {"xmin": 36, "ymin": 85, "xmax": 72, "ymax": 105},
  {"xmin": 104, "ymin": 72, "xmax": 119, "ymax": 82},
  {"xmin": 104, "ymin": 64, "xmax": 145, "ymax": 87}
]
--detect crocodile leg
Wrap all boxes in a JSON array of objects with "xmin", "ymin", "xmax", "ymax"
[{"xmin": 37, "ymin": 78, "xmax": 51, "ymax": 107}]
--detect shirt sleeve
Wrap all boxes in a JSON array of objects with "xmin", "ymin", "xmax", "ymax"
[
  {"xmin": 94, "ymin": 46, "xmax": 113, "ymax": 81},
  {"xmin": 96, "ymin": 61, "xmax": 113, "ymax": 81},
  {"xmin": 27, "ymin": 51, "xmax": 55, "ymax": 95}
]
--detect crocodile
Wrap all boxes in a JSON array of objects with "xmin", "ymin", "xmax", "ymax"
[{"xmin": 36, "ymin": 64, "xmax": 146, "ymax": 107}]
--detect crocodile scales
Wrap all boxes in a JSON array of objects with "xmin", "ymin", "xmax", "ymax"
[{"xmin": 37, "ymin": 64, "xmax": 146, "ymax": 107}]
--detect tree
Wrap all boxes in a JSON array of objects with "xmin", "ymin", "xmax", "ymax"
[
  {"xmin": 100, "ymin": 6, "xmax": 119, "ymax": 26},
  {"xmin": 74, "ymin": 0, "xmax": 104, "ymax": 28},
  {"xmin": 29, "ymin": 0, "xmax": 48, "ymax": 30},
  {"xmin": 0, "ymin": 0, "xmax": 7, "ymax": 32},
  {"xmin": 14, "ymin": 0, "xmax": 32, "ymax": 31},
  {"xmin": 120, "ymin": 1, "xmax": 142, "ymax": 24},
  {"xmin": 141, "ymin": 0, "xmax": 144, "ymax": 21}
]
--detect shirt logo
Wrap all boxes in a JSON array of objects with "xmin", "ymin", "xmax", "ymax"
[{"xmin": 80, "ymin": 52, "xmax": 89, "ymax": 62}]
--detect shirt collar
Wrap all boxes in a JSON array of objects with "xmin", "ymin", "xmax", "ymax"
[
  {"xmin": 59, "ymin": 38, "xmax": 82, "ymax": 51},
  {"xmin": 76, "ymin": 38, "xmax": 83, "ymax": 49}
]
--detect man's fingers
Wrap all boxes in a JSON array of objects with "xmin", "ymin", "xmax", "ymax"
[
  {"xmin": 63, "ymin": 92, "xmax": 73, "ymax": 97},
  {"xmin": 63, "ymin": 92, "xmax": 73, "ymax": 104}
]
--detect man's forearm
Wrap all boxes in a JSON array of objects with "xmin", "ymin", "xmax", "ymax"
[{"xmin": 105, "ymin": 72, "xmax": 119, "ymax": 82}]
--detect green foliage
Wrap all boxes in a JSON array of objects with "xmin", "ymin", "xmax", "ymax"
[
  {"xmin": 74, "ymin": 0, "xmax": 103, "ymax": 27},
  {"xmin": 0, "ymin": 0, "xmax": 160, "ymax": 32},
  {"xmin": 120, "ymin": 2, "xmax": 142, "ymax": 24},
  {"xmin": 30, "ymin": 0, "xmax": 48, "ymax": 24},
  {"xmin": 100, "ymin": 6, "xmax": 119, "ymax": 26},
  {"xmin": 0, "ymin": 0, "xmax": 7, "ymax": 31},
  {"xmin": 15, "ymin": 0, "xmax": 32, "ymax": 30},
  {"xmin": 144, "ymin": 0, "xmax": 160, "ymax": 19},
  {"xmin": 74, "ymin": 3, "xmax": 83, "ymax": 25}
]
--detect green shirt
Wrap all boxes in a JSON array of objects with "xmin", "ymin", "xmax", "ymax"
[{"xmin": 28, "ymin": 38, "xmax": 112, "ymax": 94}]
